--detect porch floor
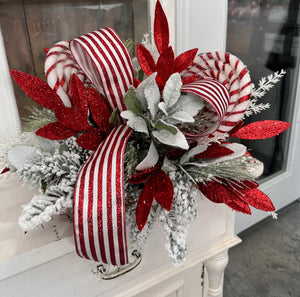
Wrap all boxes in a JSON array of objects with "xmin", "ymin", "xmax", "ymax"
[{"xmin": 224, "ymin": 200, "xmax": 300, "ymax": 297}]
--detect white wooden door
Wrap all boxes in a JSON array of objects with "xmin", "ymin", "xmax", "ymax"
[{"xmin": 175, "ymin": 0, "xmax": 300, "ymax": 233}]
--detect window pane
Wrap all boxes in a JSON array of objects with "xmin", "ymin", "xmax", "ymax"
[
  {"xmin": 0, "ymin": 0, "xmax": 149, "ymax": 120},
  {"xmin": 227, "ymin": 0, "xmax": 299, "ymax": 179}
]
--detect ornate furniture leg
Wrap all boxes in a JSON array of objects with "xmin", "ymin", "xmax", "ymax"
[{"xmin": 204, "ymin": 250, "xmax": 229, "ymax": 297}]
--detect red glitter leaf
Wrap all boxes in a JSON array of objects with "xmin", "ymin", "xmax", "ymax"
[
  {"xmin": 154, "ymin": 169, "xmax": 174, "ymax": 211},
  {"xmin": 136, "ymin": 177, "xmax": 155, "ymax": 231},
  {"xmin": 231, "ymin": 120, "xmax": 291, "ymax": 139},
  {"xmin": 175, "ymin": 48, "xmax": 198, "ymax": 73},
  {"xmin": 226, "ymin": 197, "xmax": 252, "ymax": 214},
  {"xmin": 133, "ymin": 78, "xmax": 141, "ymax": 88},
  {"xmin": 69, "ymin": 74, "xmax": 88, "ymax": 117},
  {"xmin": 136, "ymin": 44, "xmax": 156, "ymax": 76},
  {"xmin": 1, "ymin": 167, "xmax": 10, "ymax": 174},
  {"xmin": 36, "ymin": 122, "xmax": 76, "ymax": 140},
  {"xmin": 10, "ymin": 70, "xmax": 63, "ymax": 110},
  {"xmin": 88, "ymin": 87, "xmax": 112, "ymax": 134},
  {"xmin": 182, "ymin": 74, "xmax": 198, "ymax": 85},
  {"xmin": 76, "ymin": 129, "xmax": 103, "ymax": 151},
  {"xmin": 195, "ymin": 143, "xmax": 234, "ymax": 159},
  {"xmin": 154, "ymin": 0, "xmax": 169, "ymax": 54},
  {"xmin": 237, "ymin": 188, "xmax": 275, "ymax": 211},
  {"xmin": 44, "ymin": 48, "xmax": 50, "ymax": 54},
  {"xmin": 54, "ymin": 107, "xmax": 91, "ymax": 131},
  {"xmin": 156, "ymin": 46, "xmax": 175, "ymax": 84},
  {"xmin": 128, "ymin": 165, "xmax": 159, "ymax": 184},
  {"xmin": 198, "ymin": 181, "xmax": 231, "ymax": 203}
]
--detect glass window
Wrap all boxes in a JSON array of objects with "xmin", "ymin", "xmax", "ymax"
[
  {"xmin": 227, "ymin": 0, "xmax": 299, "ymax": 179},
  {"xmin": 0, "ymin": 0, "xmax": 149, "ymax": 121}
]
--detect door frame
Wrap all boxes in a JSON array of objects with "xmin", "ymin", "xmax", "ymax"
[{"xmin": 175, "ymin": 0, "xmax": 300, "ymax": 233}]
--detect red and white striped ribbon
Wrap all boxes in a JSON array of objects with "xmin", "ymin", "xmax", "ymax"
[
  {"xmin": 182, "ymin": 52, "xmax": 252, "ymax": 137},
  {"xmin": 73, "ymin": 125, "xmax": 132, "ymax": 266},
  {"xmin": 45, "ymin": 41, "xmax": 91, "ymax": 107},
  {"xmin": 70, "ymin": 28, "xmax": 134, "ymax": 112},
  {"xmin": 69, "ymin": 28, "xmax": 134, "ymax": 265},
  {"xmin": 182, "ymin": 78, "xmax": 230, "ymax": 135}
]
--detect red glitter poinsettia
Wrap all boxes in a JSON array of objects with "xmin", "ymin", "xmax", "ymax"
[
  {"xmin": 128, "ymin": 166, "xmax": 174, "ymax": 231},
  {"xmin": 10, "ymin": 71, "xmax": 112, "ymax": 150},
  {"xmin": 198, "ymin": 179, "xmax": 275, "ymax": 214},
  {"xmin": 136, "ymin": 0, "xmax": 198, "ymax": 89}
]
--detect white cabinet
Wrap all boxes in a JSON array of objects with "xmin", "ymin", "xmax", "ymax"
[{"xmin": 0, "ymin": 175, "xmax": 240, "ymax": 297}]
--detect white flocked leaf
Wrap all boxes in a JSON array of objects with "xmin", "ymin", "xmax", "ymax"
[
  {"xmin": 158, "ymin": 102, "xmax": 168, "ymax": 116},
  {"xmin": 136, "ymin": 74, "xmax": 155, "ymax": 111},
  {"xmin": 141, "ymin": 73, "xmax": 160, "ymax": 118},
  {"xmin": 169, "ymin": 111, "xmax": 195, "ymax": 123},
  {"xmin": 8, "ymin": 145, "xmax": 37, "ymax": 170},
  {"xmin": 136, "ymin": 141, "xmax": 159, "ymax": 171},
  {"xmin": 162, "ymin": 156, "xmax": 177, "ymax": 172},
  {"xmin": 152, "ymin": 127, "xmax": 189, "ymax": 150},
  {"xmin": 120, "ymin": 110, "xmax": 149, "ymax": 135},
  {"xmin": 169, "ymin": 93, "xmax": 205, "ymax": 118},
  {"xmin": 163, "ymin": 73, "xmax": 182, "ymax": 109},
  {"xmin": 180, "ymin": 145, "xmax": 207, "ymax": 164}
]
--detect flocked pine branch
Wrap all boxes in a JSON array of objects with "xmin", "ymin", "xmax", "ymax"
[
  {"xmin": 18, "ymin": 138, "xmax": 90, "ymax": 231},
  {"xmin": 22, "ymin": 105, "xmax": 57, "ymax": 132},
  {"xmin": 158, "ymin": 171, "xmax": 198, "ymax": 266},
  {"xmin": 251, "ymin": 69, "xmax": 286, "ymax": 99},
  {"xmin": 245, "ymin": 69, "xmax": 286, "ymax": 117}
]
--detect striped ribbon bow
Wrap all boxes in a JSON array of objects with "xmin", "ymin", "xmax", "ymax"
[{"xmin": 69, "ymin": 28, "xmax": 134, "ymax": 266}]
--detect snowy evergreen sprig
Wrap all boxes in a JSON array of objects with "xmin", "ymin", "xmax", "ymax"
[
  {"xmin": 158, "ymin": 171, "xmax": 198, "ymax": 266},
  {"xmin": 184, "ymin": 155, "xmax": 263, "ymax": 183},
  {"xmin": 18, "ymin": 138, "xmax": 90, "ymax": 231},
  {"xmin": 251, "ymin": 70, "xmax": 286, "ymax": 99},
  {"xmin": 22, "ymin": 105, "xmax": 57, "ymax": 132},
  {"xmin": 245, "ymin": 70, "xmax": 286, "ymax": 117}
]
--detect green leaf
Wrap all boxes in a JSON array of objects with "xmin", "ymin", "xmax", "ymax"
[
  {"xmin": 124, "ymin": 86, "xmax": 142, "ymax": 115},
  {"xmin": 59, "ymin": 143, "xmax": 69, "ymax": 154},
  {"xmin": 138, "ymin": 69, "xmax": 145, "ymax": 81},
  {"xmin": 109, "ymin": 108, "xmax": 121, "ymax": 126},
  {"xmin": 155, "ymin": 119, "xmax": 178, "ymax": 135},
  {"xmin": 169, "ymin": 111, "xmax": 195, "ymax": 123},
  {"xmin": 41, "ymin": 179, "xmax": 47, "ymax": 193}
]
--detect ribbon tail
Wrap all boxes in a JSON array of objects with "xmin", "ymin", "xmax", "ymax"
[{"xmin": 73, "ymin": 125, "xmax": 132, "ymax": 266}]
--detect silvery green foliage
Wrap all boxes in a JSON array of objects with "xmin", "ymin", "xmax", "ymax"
[
  {"xmin": 120, "ymin": 73, "xmax": 203, "ymax": 151},
  {"xmin": 18, "ymin": 138, "xmax": 90, "ymax": 231},
  {"xmin": 158, "ymin": 171, "xmax": 198, "ymax": 266}
]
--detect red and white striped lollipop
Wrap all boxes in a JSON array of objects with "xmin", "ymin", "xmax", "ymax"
[
  {"xmin": 181, "ymin": 52, "xmax": 252, "ymax": 140},
  {"xmin": 44, "ymin": 40, "xmax": 91, "ymax": 107}
]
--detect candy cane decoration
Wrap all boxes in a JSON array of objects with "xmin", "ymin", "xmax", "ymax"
[
  {"xmin": 182, "ymin": 52, "xmax": 252, "ymax": 138},
  {"xmin": 45, "ymin": 41, "xmax": 91, "ymax": 107}
]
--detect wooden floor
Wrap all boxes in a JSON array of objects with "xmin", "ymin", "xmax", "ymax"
[{"xmin": 224, "ymin": 201, "xmax": 300, "ymax": 297}]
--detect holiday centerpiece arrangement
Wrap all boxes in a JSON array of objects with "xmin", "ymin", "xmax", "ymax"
[{"xmin": 1, "ymin": 1, "xmax": 290, "ymax": 268}]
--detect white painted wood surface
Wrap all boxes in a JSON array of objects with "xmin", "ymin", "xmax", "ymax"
[{"xmin": 0, "ymin": 188, "xmax": 240, "ymax": 296}]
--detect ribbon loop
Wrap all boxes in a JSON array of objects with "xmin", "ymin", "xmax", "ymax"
[
  {"xmin": 70, "ymin": 28, "xmax": 134, "ymax": 112},
  {"xmin": 74, "ymin": 125, "xmax": 133, "ymax": 266}
]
